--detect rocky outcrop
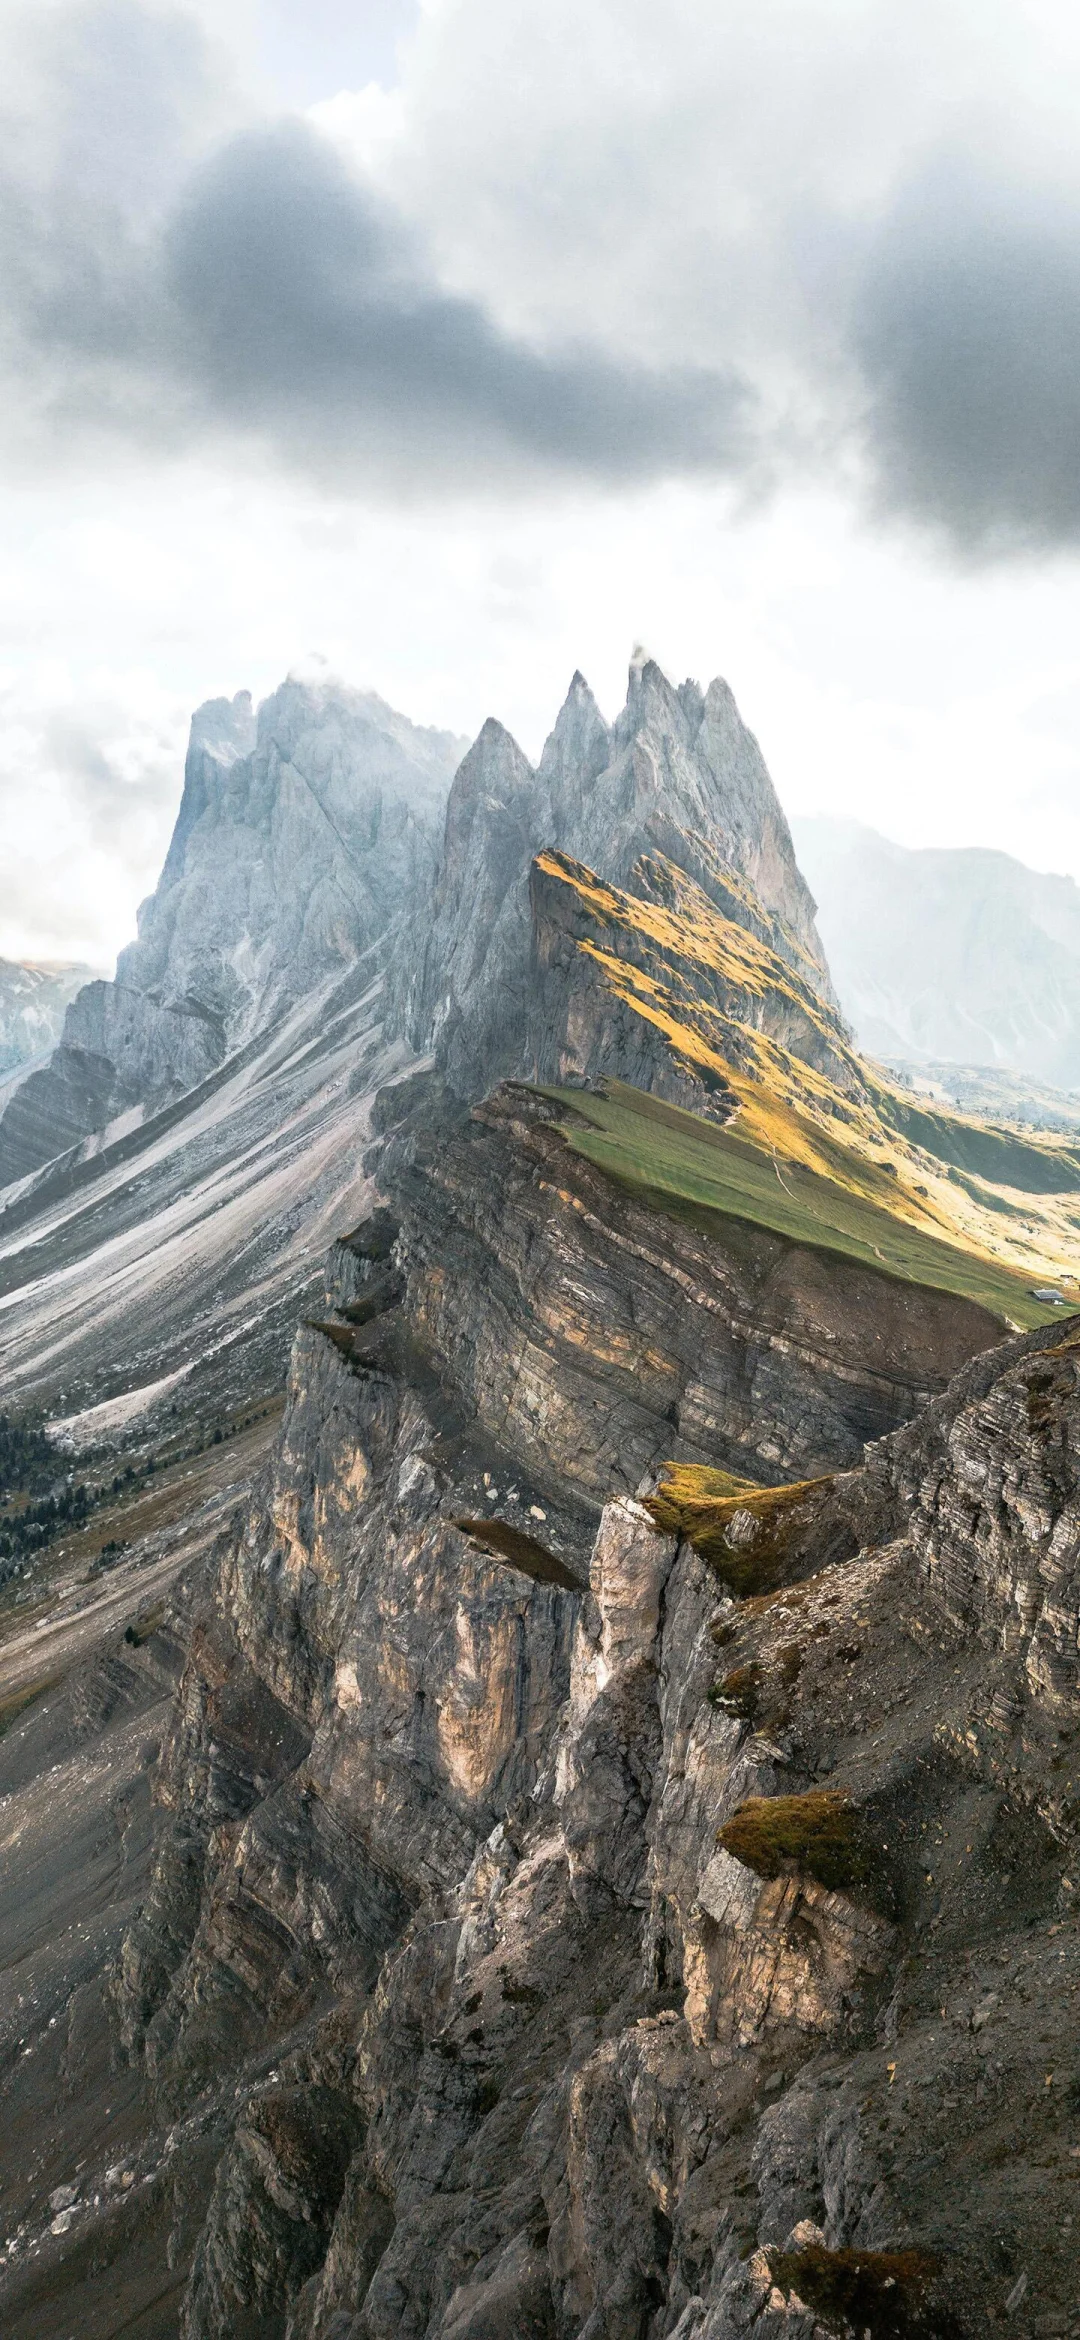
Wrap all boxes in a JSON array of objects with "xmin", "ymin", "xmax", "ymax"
[
  {"xmin": 523, "ymin": 850, "xmax": 860, "ymax": 1115},
  {"xmin": 402, "ymin": 657, "xmax": 836, "ymax": 1100},
  {"xmin": 546, "ymin": 656, "xmax": 826, "ymax": 968},
  {"xmin": 78, "ymin": 1258, "xmax": 1080, "ymax": 2340},
  {"xmin": 8, "ymin": 646, "xmax": 1080, "ymax": 2340},
  {"xmin": 381, "ymin": 1081, "xmax": 1003, "ymax": 1493},
  {"xmin": 0, "ymin": 681, "xmax": 463, "ymax": 1186}
]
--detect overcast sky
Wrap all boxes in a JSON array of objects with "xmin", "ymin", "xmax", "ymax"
[{"xmin": 6, "ymin": 0, "xmax": 1080, "ymax": 962}]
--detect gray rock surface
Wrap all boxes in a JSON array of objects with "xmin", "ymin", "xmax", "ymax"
[
  {"xmin": 0, "ymin": 651, "xmax": 825, "ymax": 1180},
  {"xmin": 4, "ymin": 1165, "xmax": 1065, "ymax": 2339},
  {"xmin": 0, "ymin": 680, "xmax": 464, "ymax": 1186},
  {"xmin": 6, "ymin": 650, "xmax": 1079, "ymax": 2340},
  {"xmin": 402, "ymin": 656, "xmax": 834, "ymax": 1098}
]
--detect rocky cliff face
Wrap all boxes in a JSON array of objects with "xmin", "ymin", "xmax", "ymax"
[
  {"xmin": 0, "ymin": 681, "xmax": 464, "ymax": 1187},
  {"xmin": 6, "ymin": 1061, "xmax": 1073, "ymax": 2337},
  {"xmin": 401, "ymin": 658, "xmax": 833, "ymax": 1101},
  {"xmin": 5, "ymin": 651, "xmax": 1080, "ymax": 2340},
  {"xmin": 523, "ymin": 849, "xmax": 858, "ymax": 1117}
]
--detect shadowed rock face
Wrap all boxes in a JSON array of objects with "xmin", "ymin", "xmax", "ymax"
[
  {"xmin": 5, "ymin": 652, "xmax": 1079, "ymax": 2339},
  {"xmin": 382, "ymin": 1082, "xmax": 1003, "ymax": 1493},
  {"xmin": 5, "ymin": 1060, "xmax": 1066, "ymax": 2338}
]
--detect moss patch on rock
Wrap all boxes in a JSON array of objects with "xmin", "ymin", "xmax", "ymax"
[
  {"xmin": 644, "ymin": 1464, "xmax": 844, "ymax": 1596},
  {"xmin": 718, "ymin": 1791, "xmax": 868, "ymax": 1892},
  {"xmin": 770, "ymin": 2243, "xmax": 948, "ymax": 2337},
  {"xmin": 709, "ymin": 1662, "xmax": 762, "ymax": 1720}
]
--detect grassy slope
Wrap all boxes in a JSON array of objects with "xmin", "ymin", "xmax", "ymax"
[
  {"xmin": 541, "ymin": 1080, "xmax": 1064, "ymax": 1329},
  {"xmin": 532, "ymin": 848, "xmax": 1080, "ymax": 1319}
]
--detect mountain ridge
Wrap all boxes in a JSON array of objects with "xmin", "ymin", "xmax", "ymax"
[
  {"xmin": 0, "ymin": 679, "xmax": 465, "ymax": 1188},
  {"xmin": 2, "ymin": 651, "xmax": 1080, "ymax": 2339}
]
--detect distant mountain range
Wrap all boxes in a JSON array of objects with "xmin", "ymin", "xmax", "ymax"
[
  {"xmin": 0, "ymin": 955, "xmax": 96, "ymax": 1075},
  {"xmin": 794, "ymin": 814, "xmax": 1080, "ymax": 1092}
]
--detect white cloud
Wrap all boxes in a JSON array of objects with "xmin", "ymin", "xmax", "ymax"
[
  {"xmin": 0, "ymin": 656, "xmax": 188, "ymax": 961},
  {"xmin": 7, "ymin": 0, "xmax": 1080, "ymax": 962}
]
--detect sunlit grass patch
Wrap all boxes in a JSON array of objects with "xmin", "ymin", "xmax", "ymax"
[
  {"xmin": 644, "ymin": 1464, "xmax": 841, "ymax": 1597},
  {"xmin": 542, "ymin": 1080, "xmax": 1060, "ymax": 1328}
]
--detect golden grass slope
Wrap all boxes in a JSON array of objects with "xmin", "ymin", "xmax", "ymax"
[{"xmin": 532, "ymin": 849, "xmax": 1080, "ymax": 1326}]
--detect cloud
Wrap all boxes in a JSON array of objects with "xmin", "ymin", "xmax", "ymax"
[
  {"xmin": 360, "ymin": 0, "xmax": 1080, "ymax": 555},
  {"xmin": 857, "ymin": 153, "xmax": 1080, "ymax": 552},
  {"xmin": 165, "ymin": 123, "xmax": 750, "ymax": 486},
  {"xmin": 0, "ymin": 4, "xmax": 748, "ymax": 492},
  {"xmin": 0, "ymin": 663, "xmax": 187, "ymax": 962},
  {"xmin": 7, "ymin": 0, "xmax": 1080, "ymax": 545}
]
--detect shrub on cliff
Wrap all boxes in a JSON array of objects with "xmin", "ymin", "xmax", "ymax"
[
  {"xmin": 770, "ymin": 2243, "xmax": 951, "ymax": 2337},
  {"xmin": 709, "ymin": 1662, "xmax": 762, "ymax": 1720},
  {"xmin": 644, "ymin": 1463, "xmax": 848, "ymax": 1596},
  {"xmin": 718, "ymin": 1790, "xmax": 868, "ymax": 1892}
]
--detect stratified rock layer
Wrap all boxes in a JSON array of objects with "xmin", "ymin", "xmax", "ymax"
[
  {"xmin": 0, "ymin": 1083, "xmax": 1065, "ymax": 2338},
  {"xmin": 5, "ymin": 653, "xmax": 1080, "ymax": 2340}
]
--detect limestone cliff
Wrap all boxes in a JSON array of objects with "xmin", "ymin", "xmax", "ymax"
[
  {"xmin": 0, "ymin": 681, "xmax": 464, "ymax": 1187},
  {"xmin": 399, "ymin": 657, "xmax": 834, "ymax": 1100},
  {"xmin": 5, "ymin": 1051, "xmax": 1076, "ymax": 2335},
  {"xmin": 5, "ymin": 650, "xmax": 1080, "ymax": 2340},
  {"xmin": 0, "ymin": 1106, "xmax": 1068, "ymax": 2337}
]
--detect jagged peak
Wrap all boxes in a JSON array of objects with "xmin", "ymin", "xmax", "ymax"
[
  {"xmin": 678, "ymin": 676, "xmax": 706, "ymax": 728},
  {"xmin": 188, "ymin": 690, "xmax": 255, "ymax": 766},
  {"xmin": 620, "ymin": 647, "xmax": 693, "ymax": 742},
  {"xmin": 452, "ymin": 715, "xmax": 535, "ymax": 790},
  {"xmin": 542, "ymin": 670, "xmax": 607, "ymax": 737},
  {"xmin": 538, "ymin": 671, "xmax": 611, "ymax": 811}
]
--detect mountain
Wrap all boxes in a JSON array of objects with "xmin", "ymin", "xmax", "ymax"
[
  {"xmin": 794, "ymin": 813, "xmax": 1080, "ymax": 1087},
  {"xmin": 400, "ymin": 656, "xmax": 833, "ymax": 1098},
  {"xmin": 893, "ymin": 1057, "xmax": 1080, "ymax": 1131},
  {"xmin": 0, "ymin": 956, "xmax": 96, "ymax": 1074},
  {"xmin": 3, "ymin": 654, "xmax": 1080, "ymax": 2340},
  {"xmin": 0, "ymin": 679, "xmax": 465, "ymax": 1188}
]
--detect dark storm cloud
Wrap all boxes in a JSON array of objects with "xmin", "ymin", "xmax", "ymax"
[
  {"xmin": 0, "ymin": 4, "xmax": 748, "ymax": 493},
  {"xmin": 162, "ymin": 124, "xmax": 750, "ymax": 486},
  {"xmin": 857, "ymin": 154, "xmax": 1080, "ymax": 553}
]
